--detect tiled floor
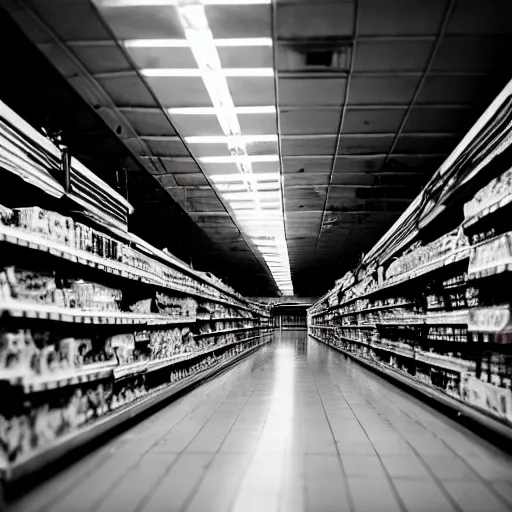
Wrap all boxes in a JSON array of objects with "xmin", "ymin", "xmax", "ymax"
[{"xmin": 8, "ymin": 331, "xmax": 512, "ymax": 512}]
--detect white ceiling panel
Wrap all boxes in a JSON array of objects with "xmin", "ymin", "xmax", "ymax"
[
  {"xmin": 416, "ymin": 75, "xmax": 488, "ymax": 104},
  {"xmin": 403, "ymin": 106, "xmax": 472, "ymax": 133},
  {"xmin": 125, "ymin": 46, "xmax": 196, "ymax": 69},
  {"xmin": 122, "ymin": 110, "xmax": 176, "ymax": 135},
  {"xmin": 277, "ymin": 3, "xmax": 354, "ymax": 38},
  {"xmin": 170, "ymin": 115, "xmax": 223, "ymax": 137},
  {"xmin": 343, "ymin": 108, "xmax": 405, "ymax": 133},
  {"xmin": 282, "ymin": 136, "xmax": 336, "ymax": 156},
  {"xmin": 337, "ymin": 134, "xmax": 394, "ymax": 155},
  {"xmin": 71, "ymin": 44, "xmax": 131, "ymax": 74},
  {"xmin": 100, "ymin": 6, "xmax": 183, "ymax": 40},
  {"xmin": 228, "ymin": 77, "xmax": 275, "ymax": 106},
  {"xmin": 283, "ymin": 157, "xmax": 332, "ymax": 173},
  {"xmin": 285, "ymin": 173, "xmax": 331, "ymax": 187},
  {"xmin": 446, "ymin": 0, "xmax": 512, "ymax": 35},
  {"xmin": 334, "ymin": 156, "xmax": 385, "ymax": 172},
  {"xmin": 354, "ymin": 40, "xmax": 431, "ymax": 72},
  {"xmin": 97, "ymin": 76, "xmax": 157, "ymax": 107},
  {"xmin": 358, "ymin": 0, "xmax": 447, "ymax": 36},
  {"xmin": 143, "ymin": 139, "xmax": 190, "ymax": 157},
  {"xmin": 278, "ymin": 78, "xmax": 346, "ymax": 106},
  {"xmin": 280, "ymin": 109, "xmax": 341, "ymax": 135},
  {"xmin": 206, "ymin": 5, "xmax": 271, "ymax": 38},
  {"xmin": 394, "ymin": 134, "xmax": 458, "ymax": 154},
  {"xmin": 432, "ymin": 36, "xmax": 510, "ymax": 72},
  {"xmin": 348, "ymin": 75, "xmax": 420, "ymax": 104},
  {"xmin": 146, "ymin": 77, "xmax": 210, "ymax": 107}
]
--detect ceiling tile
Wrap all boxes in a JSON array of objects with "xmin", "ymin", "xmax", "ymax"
[
  {"xmin": 170, "ymin": 115, "xmax": 223, "ymax": 137},
  {"xmin": 97, "ymin": 76, "xmax": 157, "ymax": 107},
  {"xmin": 359, "ymin": 0, "xmax": 447, "ymax": 36},
  {"xmin": 160, "ymin": 157, "xmax": 201, "ymax": 174},
  {"xmin": 147, "ymin": 77, "xmax": 210, "ymax": 107},
  {"xmin": 173, "ymin": 173, "xmax": 209, "ymax": 187},
  {"xmin": 280, "ymin": 109, "xmax": 341, "ymax": 135},
  {"xmin": 354, "ymin": 40, "xmax": 431, "ymax": 72},
  {"xmin": 334, "ymin": 156, "xmax": 385, "ymax": 172},
  {"xmin": 343, "ymin": 108, "xmax": 405, "ymax": 133},
  {"xmin": 331, "ymin": 173, "xmax": 374, "ymax": 186},
  {"xmin": 71, "ymin": 45, "xmax": 131, "ymax": 74},
  {"xmin": 276, "ymin": 3, "xmax": 354, "ymax": 38},
  {"xmin": 393, "ymin": 134, "xmax": 458, "ymax": 154},
  {"xmin": 218, "ymin": 47, "xmax": 273, "ymax": 68},
  {"xmin": 446, "ymin": 0, "xmax": 512, "ymax": 35},
  {"xmin": 337, "ymin": 134, "xmax": 394, "ymax": 154},
  {"xmin": 123, "ymin": 110, "xmax": 177, "ymax": 136},
  {"xmin": 125, "ymin": 46, "xmax": 195, "ymax": 69},
  {"xmin": 186, "ymin": 143, "xmax": 231, "ymax": 158},
  {"xmin": 432, "ymin": 36, "xmax": 512, "ymax": 72},
  {"xmin": 283, "ymin": 157, "xmax": 332, "ymax": 173},
  {"xmin": 229, "ymin": 77, "xmax": 275, "ymax": 106},
  {"xmin": 144, "ymin": 139, "xmax": 191, "ymax": 158},
  {"xmin": 100, "ymin": 6, "xmax": 183, "ymax": 39},
  {"xmin": 282, "ymin": 136, "xmax": 336, "ymax": 156},
  {"xmin": 416, "ymin": 75, "xmax": 488, "ymax": 104},
  {"xmin": 278, "ymin": 78, "xmax": 346, "ymax": 106},
  {"xmin": 349, "ymin": 75, "xmax": 420, "ymax": 104},
  {"xmin": 403, "ymin": 106, "xmax": 472, "ymax": 133},
  {"xmin": 207, "ymin": 5, "xmax": 271, "ymax": 38},
  {"xmin": 284, "ymin": 173, "xmax": 331, "ymax": 186},
  {"xmin": 31, "ymin": 0, "xmax": 111, "ymax": 40}
]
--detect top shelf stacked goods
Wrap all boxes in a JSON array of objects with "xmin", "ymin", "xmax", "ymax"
[{"xmin": 309, "ymin": 79, "xmax": 512, "ymax": 434}]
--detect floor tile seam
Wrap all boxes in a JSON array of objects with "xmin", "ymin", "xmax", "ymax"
[
  {"xmin": 326, "ymin": 375, "xmax": 411, "ymax": 512},
  {"xmin": 310, "ymin": 366, "xmax": 356, "ymax": 512},
  {"xmin": 335, "ymin": 380, "xmax": 471, "ymax": 512},
  {"xmin": 372, "ymin": 388, "xmax": 512, "ymax": 511},
  {"xmin": 178, "ymin": 387, "xmax": 258, "ymax": 512},
  {"xmin": 32, "ymin": 446, "xmax": 120, "ymax": 512},
  {"xmin": 125, "ymin": 383, "xmax": 239, "ymax": 512}
]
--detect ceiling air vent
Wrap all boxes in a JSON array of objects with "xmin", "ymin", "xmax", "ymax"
[{"xmin": 305, "ymin": 50, "xmax": 333, "ymax": 67}]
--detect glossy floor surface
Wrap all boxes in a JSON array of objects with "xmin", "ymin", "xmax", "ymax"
[{"xmin": 9, "ymin": 332, "xmax": 512, "ymax": 512}]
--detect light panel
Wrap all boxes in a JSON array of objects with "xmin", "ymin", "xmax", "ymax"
[
  {"xmin": 170, "ymin": 1, "xmax": 292, "ymax": 295},
  {"xmin": 141, "ymin": 68, "xmax": 273, "ymax": 77},
  {"xmin": 124, "ymin": 38, "xmax": 272, "ymax": 47},
  {"xmin": 168, "ymin": 106, "xmax": 276, "ymax": 115},
  {"xmin": 97, "ymin": 0, "xmax": 270, "ymax": 6}
]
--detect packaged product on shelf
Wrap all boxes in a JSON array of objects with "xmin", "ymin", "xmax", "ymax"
[
  {"xmin": 71, "ymin": 281, "xmax": 122, "ymax": 311},
  {"xmin": 464, "ymin": 166, "xmax": 512, "ymax": 221},
  {"xmin": 129, "ymin": 298, "xmax": 153, "ymax": 314},
  {"xmin": 108, "ymin": 333, "xmax": 135, "ymax": 365},
  {"xmin": 0, "ymin": 203, "xmax": 13, "ymax": 225},
  {"xmin": 154, "ymin": 293, "xmax": 197, "ymax": 320},
  {"xmin": 4, "ymin": 266, "xmax": 57, "ymax": 304},
  {"xmin": 74, "ymin": 222, "xmax": 94, "ymax": 253},
  {"xmin": 0, "ymin": 329, "xmax": 38, "ymax": 376}
]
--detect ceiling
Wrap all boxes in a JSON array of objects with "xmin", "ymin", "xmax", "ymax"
[{"xmin": 2, "ymin": 0, "xmax": 512, "ymax": 297}]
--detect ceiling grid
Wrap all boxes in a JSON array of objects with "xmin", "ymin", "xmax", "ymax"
[{"xmin": 4, "ymin": 0, "xmax": 512, "ymax": 296}]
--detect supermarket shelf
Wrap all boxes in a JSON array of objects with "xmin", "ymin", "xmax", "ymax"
[
  {"xmin": 6, "ymin": 335, "xmax": 273, "ymax": 483},
  {"xmin": 309, "ymin": 332, "xmax": 512, "ymax": 442},
  {"xmin": 3, "ymin": 332, "xmax": 273, "ymax": 391},
  {"xmin": 309, "ymin": 329, "xmax": 474, "ymax": 374},
  {"xmin": 194, "ymin": 325, "xmax": 267, "ymax": 339},
  {"xmin": 426, "ymin": 309, "xmax": 469, "ymax": 325},
  {"xmin": 0, "ymin": 224, "xmax": 256, "ymax": 312},
  {"xmin": 311, "ymin": 247, "xmax": 470, "ymax": 318},
  {"xmin": 113, "ymin": 332, "xmax": 269, "ymax": 380},
  {"xmin": 197, "ymin": 316, "xmax": 257, "ymax": 322},
  {"xmin": 464, "ymin": 193, "xmax": 512, "ymax": 230},
  {"xmin": 377, "ymin": 316, "xmax": 425, "ymax": 326},
  {"xmin": 0, "ymin": 300, "xmax": 195, "ymax": 326},
  {"xmin": 6, "ymin": 363, "xmax": 115, "ymax": 393}
]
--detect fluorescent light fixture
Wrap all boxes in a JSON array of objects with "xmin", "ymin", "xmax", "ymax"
[
  {"xmin": 96, "ymin": 0, "xmax": 270, "ymax": 6},
  {"xmin": 199, "ymin": 155, "xmax": 279, "ymax": 163},
  {"xmin": 211, "ymin": 173, "xmax": 279, "ymax": 182},
  {"xmin": 216, "ymin": 183, "xmax": 279, "ymax": 192},
  {"xmin": 168, "ymin": 106, "xmax": 276, "ymax": 115},
  {"xmin": 186, "ymin": 134, "xmax": 277, "ymax": 144},
  {"xmin": 124, "ymin": 37, "xmax": 272, "ymax": 47},
  {"xmin": 141, "ymin": 68, "xmax": 273, "ymax": 77},
  {"xmin": 172, "ymin": 1, "xmax": 293, "ymax": 294}
]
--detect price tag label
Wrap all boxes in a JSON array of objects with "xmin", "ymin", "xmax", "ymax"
[{"xmin": 468, "ymin": 306, "xmax": 511, "ymax": 332}]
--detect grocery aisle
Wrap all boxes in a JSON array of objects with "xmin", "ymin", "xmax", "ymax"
[{"xmin": 8, "ymin": 331, "xmax": 512, "ymax": 512}]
